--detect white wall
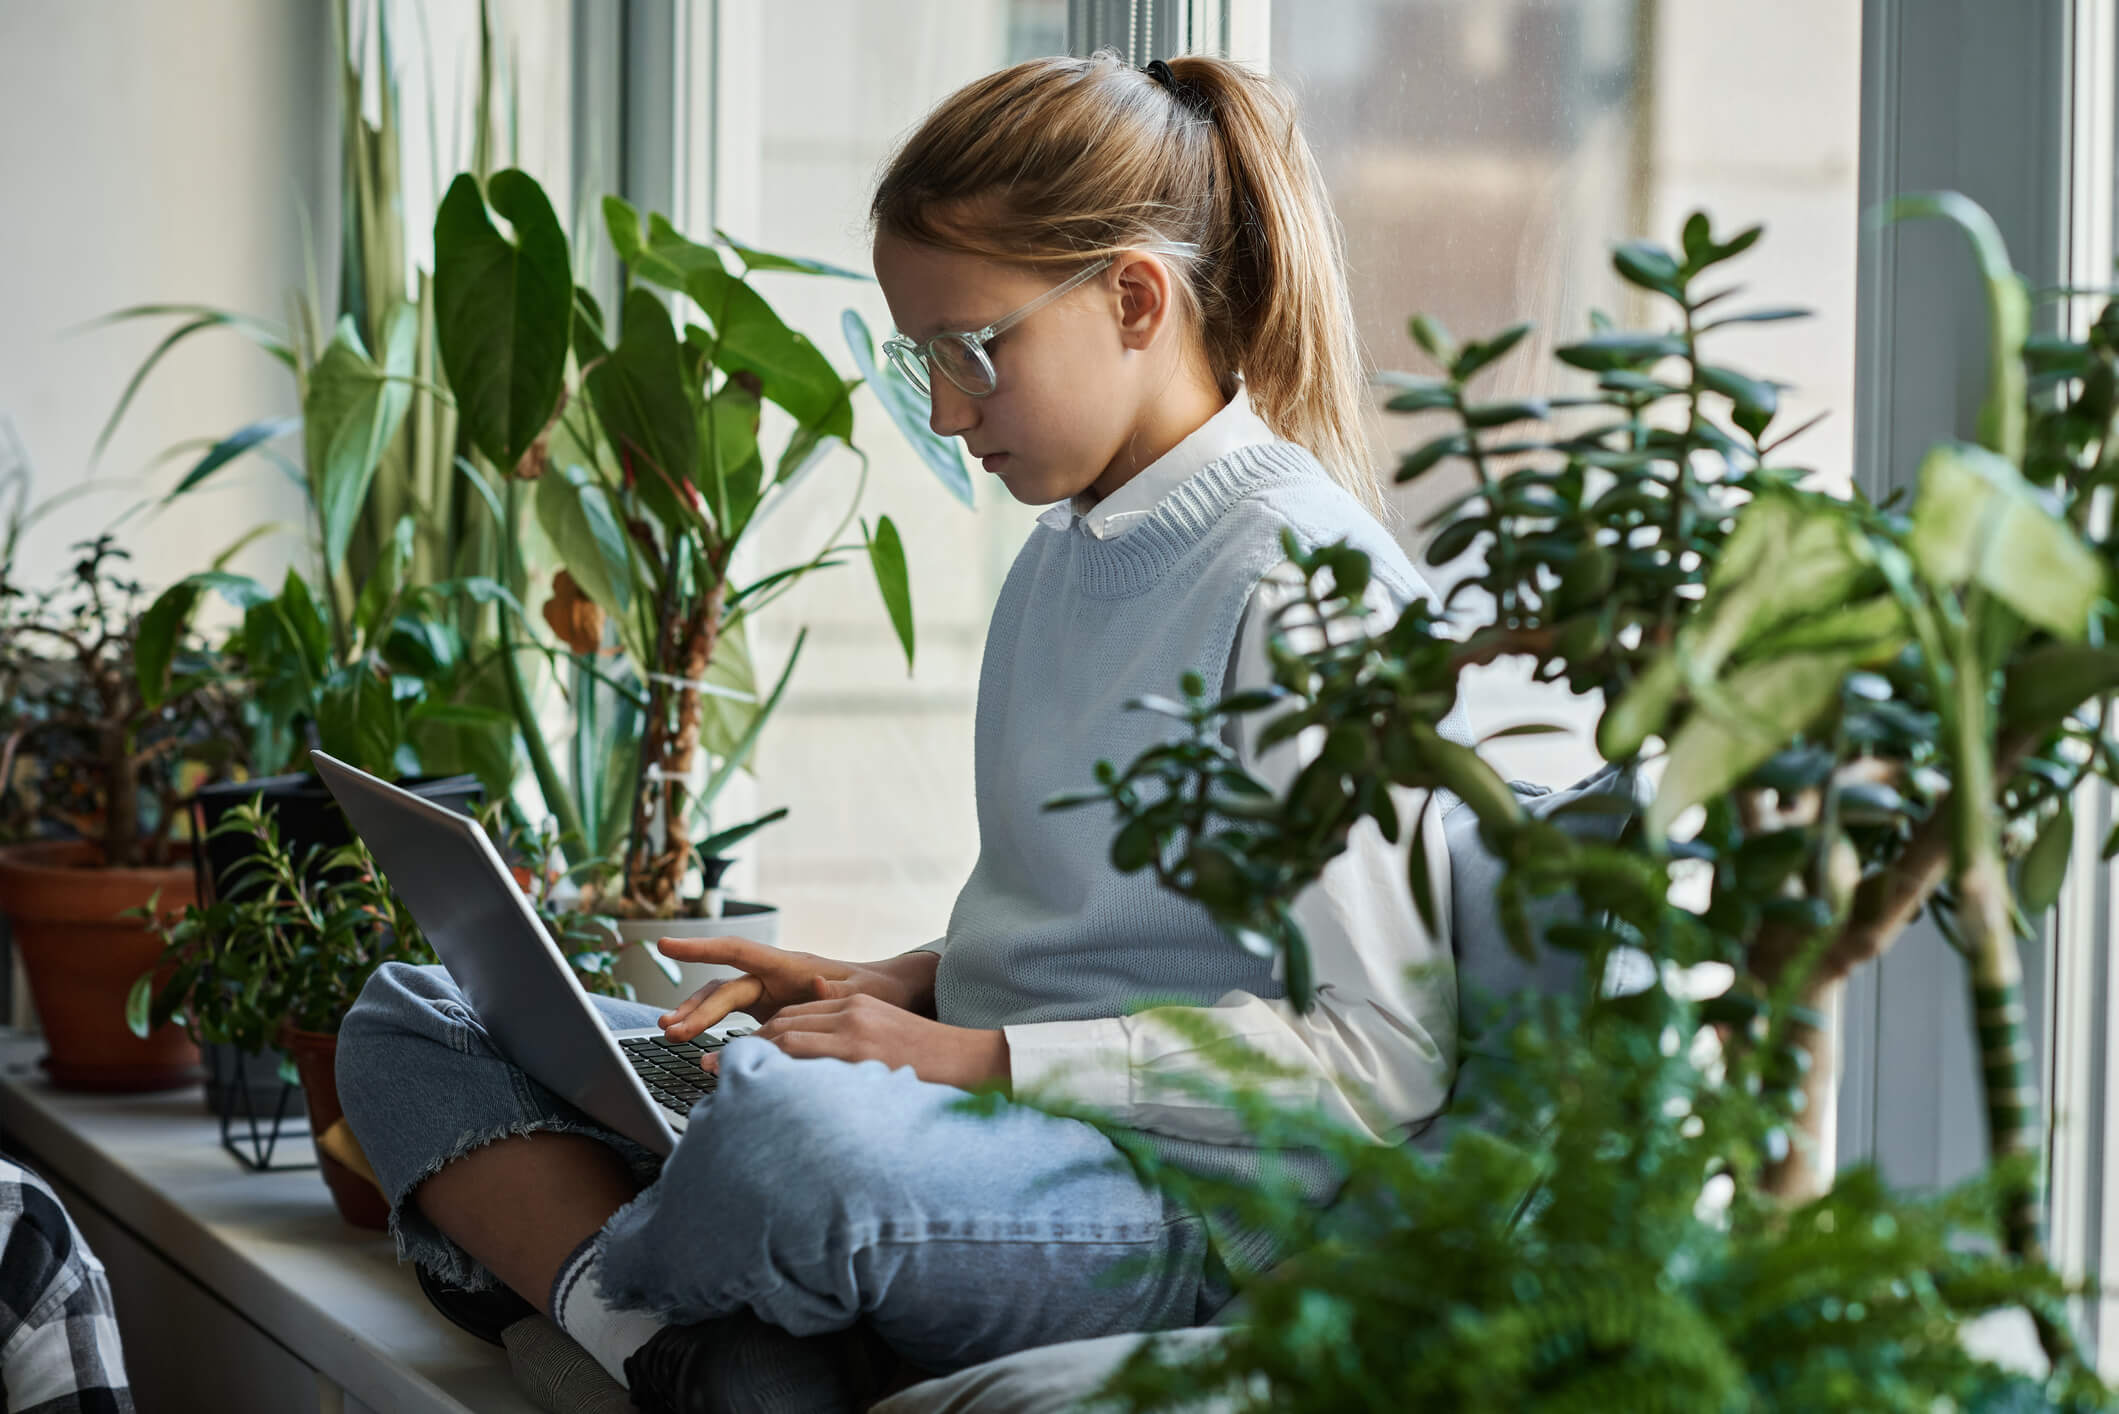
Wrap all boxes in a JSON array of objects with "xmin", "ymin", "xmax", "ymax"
[{"xmin": 0, "ymin": 1, "xmax": 331, "ymax": 594}]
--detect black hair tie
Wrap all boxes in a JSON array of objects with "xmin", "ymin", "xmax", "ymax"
[{"xmin": 1142, "ymin": 58, "xmax": 1210, "ymax": 119}]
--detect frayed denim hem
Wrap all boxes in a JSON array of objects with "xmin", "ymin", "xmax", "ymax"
[{"xmin": 384, "ymin": 1117, "xmax": 664, "ymax": 1293}]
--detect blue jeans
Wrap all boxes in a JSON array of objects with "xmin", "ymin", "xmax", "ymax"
[{"xmin": 335, "ymin": 963, "xmax": 1233, "ymax": 1374}]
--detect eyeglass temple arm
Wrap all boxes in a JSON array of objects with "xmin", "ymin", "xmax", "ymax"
[{"xmin": 975, "ymin": 257, "xmax": 1115, "ymax": 342}]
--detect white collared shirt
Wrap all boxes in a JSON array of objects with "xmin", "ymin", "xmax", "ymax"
[{"xmin": 993, "ymin": 386, "xmax": 1463, "ymax": 1147}]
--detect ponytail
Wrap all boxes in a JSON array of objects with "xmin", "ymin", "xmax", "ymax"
[{"xmin": 870, "ymin": 52, "xmax": 1384, "ymax": 517}]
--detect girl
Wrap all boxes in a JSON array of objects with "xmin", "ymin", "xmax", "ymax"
[{"xmin": 338, "ymin": 49, "xmax": 1468, "ymax": 1412}]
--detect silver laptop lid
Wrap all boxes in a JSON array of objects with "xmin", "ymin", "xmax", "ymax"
[{"xmin": 308, "ymin": 752, "xmax": 679, "ymax": 1155}]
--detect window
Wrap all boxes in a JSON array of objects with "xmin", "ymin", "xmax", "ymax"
[{"xmin": 648, "ymin": 0, "xmax": 1859, "ymax": 969}]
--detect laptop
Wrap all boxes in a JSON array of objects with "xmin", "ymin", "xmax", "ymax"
[{"xmin": 310, "ymin": 751, "xmax": 749, "ymax": 1157}]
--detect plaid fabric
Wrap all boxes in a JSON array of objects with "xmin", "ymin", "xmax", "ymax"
[{"xmin": 0, "ymin": 1157, "xmax": 130, "ymax": 1413}]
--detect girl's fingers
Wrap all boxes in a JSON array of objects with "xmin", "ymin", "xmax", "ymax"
[
  {"xmin": 665, "ymin": 974, "xmax": 765, "ymax": 1038},
  {"xmin": 659, "ymin": 978, "xmax": 729, "ymax": 1028}
]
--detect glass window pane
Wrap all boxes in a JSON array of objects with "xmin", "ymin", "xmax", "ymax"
[
  {"xmin": 725, "ymin": 3, "xmax": 1066, "ymax": 961},
  {"xmin": 1273, "ymin": 0, "xmax": 1860, "ymax": 789}
]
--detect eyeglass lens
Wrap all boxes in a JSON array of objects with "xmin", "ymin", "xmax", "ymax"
[{"xmin": 889, "ymin": 335, "xmax": 995, "ymax": 399}]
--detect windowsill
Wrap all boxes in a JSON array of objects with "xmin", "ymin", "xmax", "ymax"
[{"xmin": 0, "ymin": 1029, "xmax": 535, "ymax": 1413}]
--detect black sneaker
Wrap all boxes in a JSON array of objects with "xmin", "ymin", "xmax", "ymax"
[
  {"xmin": 416, "ymin": 1262, "xmax": 538, "ymax": 1347},
  {"xmin": 623, "ymin": 1311, "xmax": 905, "ymax": 1414}
]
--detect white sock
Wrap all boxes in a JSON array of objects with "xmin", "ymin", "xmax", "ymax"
[{"xmin": 550, "ymin": 1234, "xmax": 665, "ymax": 1388}]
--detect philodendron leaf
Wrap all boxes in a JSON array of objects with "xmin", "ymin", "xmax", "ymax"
[
  {"xmin": 433, "ymin": 169, "xmax": 573, "ymax": 473},
  {"xmin": 843, "ymin": 308, "xmax": 973, "ymax": 507},
  {"xmin": 1648, "ymin": 653, "xmax": 1853, "ymax": 838},
  {"xmin": 533, "ymin": 466, "xmax": 641, "ymax": 655},
  {"xmin": 867, "ymin": 515, "xmax": 914, "ymax": 673},
  {"xmin": 305, "ymin": 308, "xmax": 416, "ymax": 570},
  {"xmin": 2000, "ymin": 642, "xmax": 2119, "ymax": 729},
  {"xmin": 1909, "ymin": 440, "xmax": 2105, "ymax": 640},
  {"xmin": 584, "ymin": 289, "xmax": 701, "ymax": 531}
]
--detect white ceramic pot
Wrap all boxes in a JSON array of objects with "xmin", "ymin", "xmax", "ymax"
[{"xmin": 608, "ymin": 901, "xmax": 781, "ymax": 1011}]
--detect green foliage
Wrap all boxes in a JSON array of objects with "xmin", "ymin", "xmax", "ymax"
[
  {"xmin": 136, "ymin": 525, "xmax": 522, "ymax": 780},
  {"xmin": 431, "ymin": 171, "xmax": 966, "ymax": 914},
  {"xmin": 127, "ymin": 796, "xmax": 436, "ymax": 1047},
  {"xmin": 1045, "ymin": 205, "xmax": 2119, "ymax": 1404},
  {"xmin": 0, "ymin": 534, "xmax": 249, "ymax": 865},
  {"xmin": 1042, "ymin": 990, "xmax": 2104, "ymax": 1413}
]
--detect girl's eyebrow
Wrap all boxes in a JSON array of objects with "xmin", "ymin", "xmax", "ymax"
[{"xmin": 914, "ymin": 315, "xmax": 980, "ymax": 340}]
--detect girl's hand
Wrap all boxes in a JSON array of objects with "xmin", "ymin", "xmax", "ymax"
[
  {"xmin": 709, "ymin": 981, "xmax": 1011, "ymax": 1091},
  {"xmin": 654, "ymin": 938, "xmax": 931, "ymax": 1040}
]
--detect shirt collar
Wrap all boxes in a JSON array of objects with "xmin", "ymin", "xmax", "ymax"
[{"xmin": 1035, "ymin": 383, "xmax": 1278, "ymax": 538}]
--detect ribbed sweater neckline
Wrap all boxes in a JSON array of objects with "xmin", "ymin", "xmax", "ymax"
[{"xmin": 1065, "ymin": 442, "xmax": 1324, "ymax": 598}]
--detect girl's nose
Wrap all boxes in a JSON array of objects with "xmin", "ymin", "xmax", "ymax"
[{"xmin": 926, "ymin": 380, "xmax": 978, "ymax": 441}]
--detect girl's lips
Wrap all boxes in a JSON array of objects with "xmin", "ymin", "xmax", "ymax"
[{"xmin": 980, "ymin": 453, "xmax": 1010, "ymax": 473}]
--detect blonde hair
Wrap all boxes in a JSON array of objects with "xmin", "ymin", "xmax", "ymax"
[{"xmin": 869, "ymin": 50, "xmax": 1383, "ymax": 517}]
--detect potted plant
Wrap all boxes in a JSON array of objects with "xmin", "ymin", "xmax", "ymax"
[
  {"xmin": 0, "ymin": 534, "xmax": 248, "ymax": 1091},
  {"xmin": 129, "ymin": 796, "xmax": 438, "ymax": 1228},
  {"xmin": 1033, "ymin": 202, "xmax": 2119, "ymax": 1407},
  {"xmin": 426, "ymin": 169, "xmax": 970, "ymax": 1004},
  {"xmin": 93, "ymin": 0, "xmax": 527, "ymax": 798}
]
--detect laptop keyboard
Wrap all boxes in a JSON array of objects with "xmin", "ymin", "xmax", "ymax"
[{"xmin": 619, "ymin": 1029, "xmax": 754, "ymax": 1116}]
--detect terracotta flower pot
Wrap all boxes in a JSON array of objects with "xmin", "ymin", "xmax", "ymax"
[
  {"xmin": 279, "ymin": 1025, "xmax": 390, "ymax": 1231},
  {"xmin": 0, "ymin": 841, "xmax": 202, "ymax": 1092}
]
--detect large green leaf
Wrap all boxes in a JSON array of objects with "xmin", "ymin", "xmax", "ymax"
[
  {"xmin": 2000, "ymin": 642, "xmax": 2119, "ymax": 728},
  {"xmin": 1649, "ymin": 653, "xmax": 1853, "ymax": 838},
  {"xmin": 843, "ymin": 309, "xmax": 973, "ymax": 507},
  {"xmin": 534, "ymin": 464, "xmax": 648, "ymax": 664},
  {"xmin": 584, "ymin": 289, "xmax": 701, "ymax": 531},
  {"xmin": 604, "ymin": 200, "xmax": 728, "ymax": 293},
  {"xmin": 691, "ymin": 270, "xmax": 853, "ymax": 439},
  {"xmin": 305, "ymin": 309, "xmax": 417, "ymax": 569},
  {"xmin": 135, "ymin": 572, "xmax": 270, "ymax": 707},
  {"xmin": 696, "ymin": 617, "xmax": 762, "ymax": 767},
  {"xmin": 867, "ymin": 515, "xmax": 914, "ymax": 673},
  {"xmin": 316, "ymin": 661, "xmax": 406, "ymax": 776},
  {"xmin": 433, "ymin": 169, "xmax": 574, "ymax": 472},
  {"xmin": 1909, "ymin": 441, "xmax": 2105, "ymax": 640},
  {"xmin": 716, "ymin": 229, "xmax": 868, "ymax": 280},
  {"xmin": 704, "ymin": 376, "xmax": 765, "ymax": 541}
]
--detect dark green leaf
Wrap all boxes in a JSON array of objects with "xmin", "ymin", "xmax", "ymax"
[
  {"xmin": 584, "ymin": 289, "xmax": 701, "ymax": 529},
  {"xmin": 1408, "ymin": 314, "xmax": 1456, "ymax": 366},
  {"xmin": 167, "ymin": 417, "xmax": 301, "ymax": 499},
  {"xmin": 1554, "ymin": 333, "xmax": 1687, "ymax": 372},
  {"xmin": 1450, "ymin": 322, "xmax": 1532, "ymax": 382},
  {"xmin": 2021, "ymin": 802, "xmax": 2074, "ymax": 914},
  {"xmin": 867, "ymin": 515, "xmax": 915, "ymax": 673},
  {"xmin": 1612, "ymin": 241, "xmax": 1684, "ymax": 298},
  {"xmin": 714, "ymin": 229, "xmax": 868, "ymax": 279},
  {"xmin": 305, "ymin": 308, "xmax": 417, "ymax": 569},
  {"xmin": 1396, "ymin": 432, "xmax": 1466, "ymax": 483},
  {"xmin": 433, "ymin": 170, "xmax": 573, "ymax": 472}
]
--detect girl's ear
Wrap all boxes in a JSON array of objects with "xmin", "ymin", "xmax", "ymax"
[{"xmin": 1112, "ymin": 252, "xmax": 1178, "ymax": 352}]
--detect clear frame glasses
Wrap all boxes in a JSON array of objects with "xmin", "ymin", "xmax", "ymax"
[{"xmin": 882, "ymin": 256, "xmax": 1114, "ymax": 398}]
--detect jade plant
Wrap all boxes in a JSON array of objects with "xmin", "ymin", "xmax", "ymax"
[
  {"xmin": 0, "ymin": 535, "xmax": 247, "ymax": 866},
  {"xmin": 1045, "ymin": 199, "xmax": 2119, "ymax": 1404}
]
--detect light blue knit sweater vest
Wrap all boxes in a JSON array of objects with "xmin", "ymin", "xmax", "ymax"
[{"xmin": 934, "ymin": 442, "xmax": 1460, "ymax": 1239}]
